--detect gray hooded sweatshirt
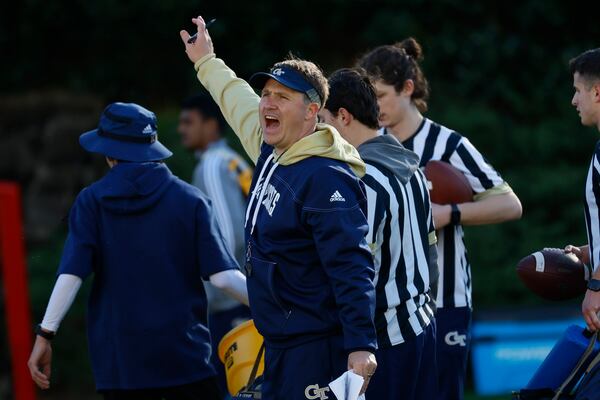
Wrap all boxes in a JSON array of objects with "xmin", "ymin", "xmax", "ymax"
[{"xmin": 358, "ymin": 134, "xmax": 439, "ymax": 311}]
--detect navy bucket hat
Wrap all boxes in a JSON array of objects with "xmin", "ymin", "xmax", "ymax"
[
  {"xmin": 249, "ymin": 66, "xmax": 322, "ymax": 105},
  {"xmin": 79, "ymin": 102, "xmax": 173, "ymax": 162}
]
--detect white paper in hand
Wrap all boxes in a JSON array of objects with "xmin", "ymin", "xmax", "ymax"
[{"xmin": 328, "ymin": 370, "xmax": 366, "ymax": 400}]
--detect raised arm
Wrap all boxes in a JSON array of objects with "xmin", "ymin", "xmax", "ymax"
[{"xmin": 180, "ymin": 16, "xmax": 263, "ymax": 163}]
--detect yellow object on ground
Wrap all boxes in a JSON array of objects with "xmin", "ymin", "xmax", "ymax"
[{"xmin": 218, "ymin": 319, "xmax": 265, "ymax": 396}]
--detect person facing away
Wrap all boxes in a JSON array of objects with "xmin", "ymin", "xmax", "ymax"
[
  {"xmin": 358, "ymin": 38, "xmax": 522, "ymax": 400},
  {"xmin": 27, "ymin": 102, "xmax": 248, "ymax": 400},
  {"xmin": 178, "ymin": 93, "xmax": 253, "ymax": 395},
  {"xmin": 319, "ymin": 68, "xmax": 439, "ymax": 400},
  {"xmin": 180, "ymin": 16, "xmax": 377, "ymax": 400}
]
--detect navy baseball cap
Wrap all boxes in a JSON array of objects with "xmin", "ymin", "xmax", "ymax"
[
  {"xmin": 79, "ymin": 102, "xmax": 172, "ymax": 162},
  {"xmin": 249, "ymin": 66, "xmax": 322, "ymax": 105}
]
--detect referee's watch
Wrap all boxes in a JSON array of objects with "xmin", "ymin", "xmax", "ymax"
[
  {"xmin": 35, "ymin": 324, "xmax": 55, "ymax": 341},
  {"xmin": 588, "ymin": 279, "xmax": 600, "ymax": 292},
  {"xmin": 450, "ymin": 204, "xmax": 461, "ymax": 226}
]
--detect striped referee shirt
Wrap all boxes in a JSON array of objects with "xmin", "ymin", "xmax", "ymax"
[
  {"xmin": 382, "ymin": 118, "xmax": 507, "ymax": 309},
  {"xmin": 359, "ymin": 135, "xmax": 436, "ymax": 347},
  {"xmin": 584, "ymin": 141, "xmax": 600, "ymax": 273}
]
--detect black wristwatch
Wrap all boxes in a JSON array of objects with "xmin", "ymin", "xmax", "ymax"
[
  {"xmin": 450, "ymin": 204, "xmax": 461, "ymax": 226},
  {"xmin": 35, "ymin": 324, "xmax": 55, "ymax": 341},
  {"xmin": 588, "ymin": 279, "xmax": 600, "ymax": 292}
]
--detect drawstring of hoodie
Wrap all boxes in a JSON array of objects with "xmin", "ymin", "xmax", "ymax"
[
  {"xmin": 245, "ymin": 154, "xmax": 275, "ymax": 227},
  {"xmin": 249, "ymin": 161, "xmax": 279, "ymax": 235},
  {"xmin": 245, "ymin": 153, "xmax": 281, "ymax": 235},
  {"xmin": 244, "ymin": 148, "xmax": 289, "ymax": 234}
]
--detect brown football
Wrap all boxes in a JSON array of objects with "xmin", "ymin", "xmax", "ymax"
[
  {"xmin": 516, "ymin": 249, "xmax": 588, "ymax": 301},
  {"xmin": 424, "ymin": 160, "xmax": 473, "ymax": 205}
]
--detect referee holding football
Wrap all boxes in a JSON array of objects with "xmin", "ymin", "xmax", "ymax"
[
  {"xmin": 564, "ymin": 49, "xmax": 600, "ymax": 333},
  {"xmin": 359, "ymin": 38, "xmax": 523, "ymax": 400}
]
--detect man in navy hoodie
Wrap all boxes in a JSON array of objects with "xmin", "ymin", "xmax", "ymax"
[
  {"xmin": 27, "ymin": 102, "xmax": 249, "ymax": 400},
  {"xmin": 180, "ymin": 16, "xmax": 377, "ymax": 400}
]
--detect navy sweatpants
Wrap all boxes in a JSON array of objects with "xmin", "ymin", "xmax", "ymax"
[
  {"xmin": 436, "ymin": 307, "xmax": 472, "ymax": 400},
  {"xmin": 366, "ymin": 320, "xmax": 437, "ymax": 400},
  {"xmin": 261, "ymin": 335, "xmax": 348, "ymax": 400}
]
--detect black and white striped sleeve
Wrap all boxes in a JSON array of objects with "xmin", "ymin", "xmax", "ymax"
[
  {"xmin": 363, "ymin": 169, "xmax": 388, "ymax": 273},
  {"xmin": 414, "ymin": 169, "xmax": 436, "ymax": 240},
  {"xmin": 448, "ymin": 136, "xmax": 505, "ymax": 194},
  {"xmin": 585, "ymin": 147, "xmax": 600, "ymax": 273}
]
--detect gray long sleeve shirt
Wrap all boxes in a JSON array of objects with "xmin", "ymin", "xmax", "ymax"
[{"xmin": 193, "ymin": 139, "xmax": 251, "ymax": 313}]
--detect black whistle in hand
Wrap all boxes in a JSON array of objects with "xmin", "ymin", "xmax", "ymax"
[{"xmin": 187, "ymin": 18, "xmax": 216, "ymax": 44}]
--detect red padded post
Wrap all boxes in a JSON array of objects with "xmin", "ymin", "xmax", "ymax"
[{"xmin": 0, "ymin": 182, "xmax": 36, "ymax": 400}]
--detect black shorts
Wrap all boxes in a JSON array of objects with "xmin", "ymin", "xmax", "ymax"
[{"xmin": 100, "ymin": 376, "xmax": 221, "ymax": 400}]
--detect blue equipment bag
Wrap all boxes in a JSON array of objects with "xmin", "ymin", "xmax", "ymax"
[
  {"xmin": 573, "ymin": 345, "xmax": 600, "ymax": 400},
  {"xmin": 513, "ymin": 327, "xmax": 600, "ymax": 399}
]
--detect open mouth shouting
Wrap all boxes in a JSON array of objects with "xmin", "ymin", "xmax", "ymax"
[{"xmin": 264, "ymin": 114, "xmax": 281, "ymax": 131}]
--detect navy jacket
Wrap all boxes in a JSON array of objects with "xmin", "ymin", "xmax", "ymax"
[
  {"xmin": 58, "ymin": 162, "xmax": 238, "ymax": 390},
  {"xmin": 244, "ymin": 144, "xmax": 377, "ymax": 353}
]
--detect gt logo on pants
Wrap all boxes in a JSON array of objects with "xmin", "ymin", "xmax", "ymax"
[
  {"xmin": 445, "ymin": 331, "xmax": 467, "ymax": 347},
  {"xmin": 305, "ymin": 384, "xmax": 330, "ymax": 399}
]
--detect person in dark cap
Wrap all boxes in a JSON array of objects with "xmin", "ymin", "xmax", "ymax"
[
  {"xmin": 27, "ymin": 102, "xmax": 249, "ymax": 400},
  {"xmin": 180, "ymin": 16, "xmax": 377, "ymax": 400}
]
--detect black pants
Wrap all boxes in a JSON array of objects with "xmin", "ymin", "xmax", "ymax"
[
  {"xmin": 366, "ymin": 321, "xmax": 438, "ymax": 400},
  {"xmin": 101, "ymin": 376, "xmax": 222, "ymax": 400},
  {"xmin": 262, "ymin": 335, "xmax": 347, "ymax": 400}
]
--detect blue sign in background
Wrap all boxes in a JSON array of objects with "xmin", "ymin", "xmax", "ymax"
[{"xmin": 471, "ymin": 318, "xmax": 582, "ymax": 395}]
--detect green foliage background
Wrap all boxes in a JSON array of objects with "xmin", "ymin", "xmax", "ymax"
[{"xmin": 3, "ymin": 0, "xmax": 600, "ymax": 397}]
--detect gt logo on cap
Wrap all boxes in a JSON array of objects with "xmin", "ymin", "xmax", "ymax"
[{"xmin": 272, "ymin": 68, "xmax": 285, "ymax": 76}]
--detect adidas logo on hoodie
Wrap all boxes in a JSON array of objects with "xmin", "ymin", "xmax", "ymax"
[{"xmin": 330, "ymin": 190, "xmax": 345, "ymax": 202}]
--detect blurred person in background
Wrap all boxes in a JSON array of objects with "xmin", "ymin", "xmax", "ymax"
[
  {"xmin": 27, "ymin": 102, "xmax": 248, "ymax": 400},
  {"xmin": 178, "ymin": 93, "xmax": 252, "ymax": 395},
  {"xmin": 359, "ymin": 38, "xmax": 522, "ymax": 400}
]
